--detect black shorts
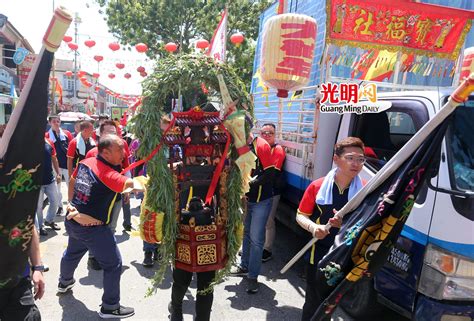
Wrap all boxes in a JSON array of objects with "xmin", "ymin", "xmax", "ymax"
[{"xmin": 0, "ymin": 277, "xmax": 41, "ymax": 321}]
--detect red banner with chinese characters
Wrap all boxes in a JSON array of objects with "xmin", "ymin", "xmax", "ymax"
[{"xmin": 327, "ymin": 0, "xmax": 474, "ymax": 60}]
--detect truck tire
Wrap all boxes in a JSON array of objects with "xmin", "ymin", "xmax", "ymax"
[{"xmin": 340, "ymin": 278, "xmax": 383, "ymax": 319}]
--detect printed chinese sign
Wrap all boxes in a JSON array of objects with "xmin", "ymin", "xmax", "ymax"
[
  {"xmin": 319, "ymin": 82, "xmax": 392, "ymax": 114},
  {"xmin": 327, "ymin": 0, "xmax": 473, "ymax": 60}
]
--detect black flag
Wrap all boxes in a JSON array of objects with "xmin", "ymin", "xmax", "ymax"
[
  {"xmin": 310, "ymin": 78, "xmax": 474, "ymax": 320},
  {"xmin": 0, "ymin": 8, "xmax": 71, "ymax": 289}
]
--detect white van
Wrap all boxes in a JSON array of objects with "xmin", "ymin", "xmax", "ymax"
[{"xmin": 254, "ymin": 87, "xmax": 474, "ymax": 319}]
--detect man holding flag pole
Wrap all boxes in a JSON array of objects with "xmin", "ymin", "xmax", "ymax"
[
  {"xmin": 280, "ymin": 74, "xmax": 474, "ymax": 321},
  {"xmin": 0, "ymin": 6, "xmax": 72, "ymax": 320}
]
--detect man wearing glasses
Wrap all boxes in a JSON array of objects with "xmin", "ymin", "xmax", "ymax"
[
  {"xmin": 260, "ymin": 124, "xmax": 286, "ymax": 263},
  {"xmin": 231, "ymin": 123, "xmax": 283, "ymax": 294},
  {"xmin": 296, "ymin": 137, "xmax": 367, "ymax": 321}
]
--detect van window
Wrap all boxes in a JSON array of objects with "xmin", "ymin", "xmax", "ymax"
[
  {"xmin": 350, "ymin": 100, "xmax": 429, "ymax": 172},
  {"xmin": 446, "ymin": 101, "xmax": 474, "ymax": 220}
]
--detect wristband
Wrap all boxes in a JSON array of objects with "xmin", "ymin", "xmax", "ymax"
[{"xmin": 32, "ymin": 265, "xmax": 45, "ymax": 272}]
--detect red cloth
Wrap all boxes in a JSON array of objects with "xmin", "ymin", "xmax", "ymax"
[{"xmin": 271, "ymin": 144, "xmax": 286, "ymax": 171}]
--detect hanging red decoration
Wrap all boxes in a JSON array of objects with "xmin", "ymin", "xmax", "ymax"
[
  {"xmin": 78, "ymin": 70, "xmax": 86, "ymax": 77},
  {"xmin": 108, "ymin": 73, "xmax": 115, "ymax": 79},
  {"xmin": 196, "ymin": 39, "xmax": 210, "ymax": 50},
  {"xmin": 135, "ymin": 43, "xmax": 148, "ymax": 53},
  {"xmin": 64, "ymin": 71, "xmax": 73, "ymax": 77},
  {"xmin": 95, "ymin": 85, "xmax": 101, "ymax": 91},
  {"xmin": 68, "ymin": 42, "xmax": 78, "ymax": 51},
  {"xmin": 124, "ymin": 73, "xmax": 131, "ymax": 79},
  {"xmin": 136, "ymin": 66, "xmax": 145, "ymax": 73},
  {"xmin": 92, "ymin": 73, "xmax": 100, "ymax": 78},
  {"xmin": 164, "ymin": 42, "xmax": 178, "ymax": 53},
  {"xmin": 260, "ymin": 14, "xmax": 317, "ymax": 98},
  {"xmin": 140, "ymin": 71, "xmax": 147, "ymax": 77},
  {"xmin": 116, "ymin": 63, "xmax": 125, "ymax": 69},
  {"xmin": 63, "ymin": 35, "xmax": 73, "ymax": 43},
  {"xmin": 230, "ymin": 33, "xmax": 245, "ymax": 47},
  {"xmin": 109, "ymin": 42, "xmax": 120, "ymax": 51},
  {"xmin": 84, "ymin": 39, "xmax": 96, "ymax": 48},
  {"xmin": 93, "ymin": 55, "xmax": 104, "ymax": 63}
]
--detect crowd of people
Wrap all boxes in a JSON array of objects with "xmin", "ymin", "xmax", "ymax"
[{"xmin": 1, "ymin": 112, "xmax": 369, "ymax": 321}]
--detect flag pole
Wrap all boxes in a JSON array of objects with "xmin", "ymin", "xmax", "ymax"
[{"xmin": 280, "ymin": 73, "xmax": 474, "ymax": 274}]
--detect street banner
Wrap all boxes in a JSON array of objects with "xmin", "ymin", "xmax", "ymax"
[
  {"xmin": 208, "ymin": 8, "xmax": 228, "ymax": 63},
  {"xmin": 310, "ymin": 76, "xmax": 474, "ymax": 320},
  {"xmin": 0, "ymin": 7, "xmax": 71, "ymax": 289},
  {"xmin": 327, "ymin": 0, "xmax": 474, "ymax": 60}
]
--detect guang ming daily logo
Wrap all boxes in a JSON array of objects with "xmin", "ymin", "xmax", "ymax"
[{"xmin": 319, "ymin": 83, "xmax": 391, "ymax": 114}]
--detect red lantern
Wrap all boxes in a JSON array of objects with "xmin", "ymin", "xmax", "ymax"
[
  {"xmin": 109, "ymin": 42, "xmax": 120, "ymax": 51},
  {"xmin": 124, "ymin": 73, "xmax": 131, "ymax": 79},
  {"xmin": 68, "ymin": 42, "xmax": 78, "ymax": 51},
  {"xmin": 135, "ymin": 43, "xmax": 148, "ymax": 53},
  {"xmin": 95, "ymin": 85, "xmax": 101, "ymax": 91},
  {"xmin": 78, "ymin": 70, "xmax": 86, "ymax": 77},
  {"xmin": 140, "ymin": 71, "xmax": 147, "ymax": 77},
  {"xmin": 84, "ymin": 39, "xmax": 96, "ymax": 48},
  {"xmin": 64, "ymin": 71, "xmax": 73, "ymax": 77},
  {"xmin": 164, "ymin": 42, "xmax": 178, "ymax": 53},
  {"xmin": 116, "ymin": 63, "xmax": 125, "ymax": 69},
  {"xmin": 63, "ymin": 35, "xmax": 73, "ymax": 43},
  {"xmin": 459, "ymin": 47, "xmax": 474, "ymax": 84},
  {"xmin": 93, "ymin": 55, "xmax": 104, "ymax": 63},
  {"xmin": 260, "ymin": 14, "xmax": 317, "ymax": 98},
  {"xmin": 136, "ymin": 66, "xmax": 145, "ymax": 73},
  {"xmin": 92, "ymin": 73, "xmax": 100, "ymax": 78},
  {"xmin": 196, "ymin": 39, "xmax": 209, "ymax": 50},
  {"xmin": 230, "ymin": 33, "xmax": 245, "ymax": 47},
  {"xmin": 108, "ymin": 73, "xmax": 116, "ymax": 79}
]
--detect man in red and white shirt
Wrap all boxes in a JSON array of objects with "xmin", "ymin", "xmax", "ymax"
[
  {"xmin": 58, "ymin": 135, "xmax": 135, "ymax": 319},
  {"xmin": 297, "ymin": 137, "xmax": 367, "ymax": 321},
  {"xmin": 66, "ymin": 120, "xmax": 95, "ymax": 178}
]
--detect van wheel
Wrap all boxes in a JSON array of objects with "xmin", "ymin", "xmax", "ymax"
[{"xmin": 340, "ymin": 278, "xmax": 383, "ymax": 319}]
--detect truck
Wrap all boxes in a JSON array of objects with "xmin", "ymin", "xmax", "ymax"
[{"xmin": 250, "ymin": 1, "xmax": 474, "ymax": 320}]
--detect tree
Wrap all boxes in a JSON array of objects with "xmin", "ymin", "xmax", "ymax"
[{"xmin": 95, "ymin": 0, "xmax": 272, "ymax": 89}]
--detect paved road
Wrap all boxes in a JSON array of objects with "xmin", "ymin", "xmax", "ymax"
[{"xmin": 36, "ymin": 191, "xmax": 407, "ymax": 321}]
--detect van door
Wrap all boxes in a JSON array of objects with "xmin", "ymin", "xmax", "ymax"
[{"xmin": 336, "ymin": 97, "xmax": 434, "ymax": 313}]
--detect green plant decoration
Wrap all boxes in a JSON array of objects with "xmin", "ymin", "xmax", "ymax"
[{"xmin": 133, "ymin": 54, "xmax": 253, "ymax": 295}]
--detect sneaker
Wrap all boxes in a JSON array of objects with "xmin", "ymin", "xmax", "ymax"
[
  {"xmin": 57, "ymin": 279, "xmax": 75, "ymax": 294},
  {"xmin": 230, "ymin": 265, "xmax": 248, "ymax": 277},
  {"xmin": 142, "ymin": 251, "xmax": 154, "ymax": 267},
  {"xmin": 88, "ymin": 257, "xmax": 102, "ymax": 271},
  {"xmin": 39, "ymin": 228, "xmax": 48, "ymax": 236},
  {"xmin": 44, "ymin": 221, "xmax": 61, "ymax": 231},
  {"xmin": 56, "ymin": 207, "xmax": 64, "ymax": 216},
  {"xmin": 246, "ymin": 278, "xmax": 259, "ymax": 294},
  {"xmin": 123, "ymin": 224, "xmax": 132, "ymax": 232},
  {"xmin": 262, "ymin": 249, "xmax": 273, "ymax": 262},
  {"xmin": 98, "ymin": 305, "xmax": 135, "ymax": 319}
]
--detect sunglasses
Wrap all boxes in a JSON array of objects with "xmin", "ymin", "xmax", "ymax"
[{"xmin": 261, "ymin": 131, "xmax": 275, "ymax": 136}]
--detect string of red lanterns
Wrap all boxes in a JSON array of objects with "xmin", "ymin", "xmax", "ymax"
[
  {"xmin": 109, "ymin": 42, "xmax": 120, "ymax": 51},
  {"xmin": 63, "ymin": 35, "xmax": 73, "ymax": 43},
  {"xmin": 135, "ymin": 43, "xmax": 148, "ymax": 53},
  {"xmin": 230, "ymin": 33, "xmax": 245, "ymax": 47},
  {"xmin": 164, "ymin": 42, "xmax": 178, "ymax": 53},
  {"xmin": 196, "ymin": 39, "xmax": 209, "ymax": 50},
  {"xmin": 84, "ymin": 39, "xmax": 96, "ymax": 48}
]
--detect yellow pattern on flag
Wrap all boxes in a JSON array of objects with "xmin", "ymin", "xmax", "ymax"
[{"xmin": 364, "ymin": 50, "xmax": 398, "ymax": 81}]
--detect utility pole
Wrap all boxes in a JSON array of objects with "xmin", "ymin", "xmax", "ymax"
[{"xmin": 73, "ymin": 12, "xmax": 81, "ymax": 111}]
